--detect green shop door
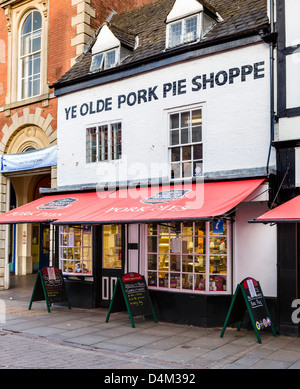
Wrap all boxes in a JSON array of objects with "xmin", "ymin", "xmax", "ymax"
[{"xmin": 101, "ymin": 224, "xmax": 124, "ymax": 307}]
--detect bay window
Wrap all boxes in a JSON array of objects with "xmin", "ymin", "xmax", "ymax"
[{"xmin": 146, "ymin": 220, "xmax": 230, "ymax": 293}]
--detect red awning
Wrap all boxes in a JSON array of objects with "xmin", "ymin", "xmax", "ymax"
[
  {"xmin": 252, "ymin": 195, "xmax": 300, "ymax": 223},
  {"xmin": 0, "ymin": 192, "xmax": 113, "ymax": 224},
  {"xmin": 52, "ymin": 179, "xmax": 264, "ymax": 225}
]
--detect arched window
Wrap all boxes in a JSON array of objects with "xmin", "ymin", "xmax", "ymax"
[{"xmin": 19, "ymin": 10, "xmax": 42, "ymax": 100}]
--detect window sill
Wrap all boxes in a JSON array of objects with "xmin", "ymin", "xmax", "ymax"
[{"xmin": 3, "ymin": 93, "xmax": 54, "ymax": 112}]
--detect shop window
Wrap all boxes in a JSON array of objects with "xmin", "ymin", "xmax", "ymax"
[
  {"xmin": 146, "ymin": 220, "xmax": 229, "ymax": 293},
  {"xmin": 102, "ymin": 224, "xmax": 122, "ymax": 269},
  {"xmin": 169, "ymin": 107, "xmax": 203, "ymax": 179},
  {"xmin": 59, "ymin": 225, "xmax": 92, "ymax": 276},
  {"xmin": 19, "ymin": 10, "xmax": 42, "ymax": 100},
  {"xmin": 90, "ymin": 48, "xmax": 118, "ymax": 72},
  {"xmin": 167, "ymin": 14, "xmax": 199, "ymax": 48},
  {"xmin": 86, "ymin": 122, "xmax": 122, "ymax": 163}
]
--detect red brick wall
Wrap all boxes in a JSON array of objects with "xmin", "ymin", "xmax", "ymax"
[{"xmin": 0, "ymin": 9, "xmax": 7, "ymax": 108}]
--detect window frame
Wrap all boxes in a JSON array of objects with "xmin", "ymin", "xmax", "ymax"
[
  {"xmin": 168, "ymin": 106, "xmax": 203, "ymax": 180},
  {"xmin": 59, "ymin": 225, "xmax": 93, "ymax": 277},
  {"xmin": 18, "ymin": 9, "xmax": 42, "ymax": 101},
  {"xmin": 146, "ymin": 220, "xmax": 231, "ymax": 295},
  {"xmin": 166, "ymin": 13, "xmax": 202, "ymax": 49},
  {"xmin": 86, "ymin": 121, "xmax": 122, "ymax": 163},
  {"xmin": 90, "ymin": 48, "xmax": 119, "ymax": 73}
]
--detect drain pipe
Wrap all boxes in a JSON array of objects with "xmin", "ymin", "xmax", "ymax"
[{"xmin": 266, "ymin": 0, "xmax": 276, "ymax": 176}]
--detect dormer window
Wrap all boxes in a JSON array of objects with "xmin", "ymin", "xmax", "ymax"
[
  {"xmin": 168, "ymin": 14, "xmax": 199, "ymax": 48},
  {"xmin": 90, "ymin": 48, "xmax": 118, "ymax": 72},
  {"xmin": 166, "ymin": 0, "xmax": 218, "ymax": 49}
]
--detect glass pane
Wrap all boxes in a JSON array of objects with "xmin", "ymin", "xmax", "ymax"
[
  {"xmin": 181, "ymin": 111, "xmax": 190, "ymax": 127},
  {"xmin": 169, "ymin": 21, "xmax": 182, "ymax": 47},
  {"xmin": 148, "ymin": 224, "xmax": 157, "ymax": 235},
  {"xmin": 193, "ymin": 144, "xmax": 203, "ymax": 160},
  {"xmin": 22, "ymin": 14, "xmax": 32, "ymax": 35},
  {"xmin": 171, "ymin": 163, "xmax": 180, "ymax": 179},
  {"xmin": 192, "ymin": 126, "xmax": 202, "ymax": 142},
  {"xmin": 195, "ymin": 274, "xmax": 205, "ymax": 291},
  {"xmin": 193, "ymin": 161, "xmax": 203, "ymax": 177},
  {"xmin": 170, "ymin": 273, "xmax": 181, "ymax": 289},
  {"xmin": 159, "ymin": 235, "xmax": 169, "ymax": 253},
  {"xmin": 182, "ymin": 255, "xmax": 193, "ymax": 272},
  {"xmin": 32, "ymin": 35, "xmax": 41, "ymax": 53},
  {"xmin": 171, "ymin": 147, "xmax": 180, "ymax": 162},
  {"xmin": 148, "ymin": 254, "xmax": 157, "ymax": 270},
  {"xmin": 148, "ymin": 236, "xmax": 157, "ymax": 252},
  {"xmin": 182, "ymin": 222, "xmax": 193, "ymax": 235},
  {"xmin": 182, "ymin": 162, "xmax": 192, "ymax": 177},
  {"xmin": 159, "ymin": 254, "xmax": 169, "ymax": 270},
  {"xmin": 90, "ymin": 53, "xmax": 104, "ymax": 72},
  {"xmin": 170, "ymin": 113, "xmax": 179, "ymax": 129},
  {"xmin": 21, "ymin": 34, "xmax": 31, "ymax": 56},
  {"xmin": 148, "ymin": 272, "xmax": 157, "ymax": 287},
  {"xmin": 209, "ymin": 237, "xmax": 227, "ymax": 254},
  {"xmin": 195, "ymin": 255, "xmax": 205, "ymax": 272},
  {"xmin": 182, "ymin": 146, "xmax": 191, "ymax": 160},
  {"xmin": 105, "ymin": 50, "xmax": 116, "ymax": 69},
  {"xmin": 194, "ymin": 236, "xmax": 205, "ymax": 254},
  {"xmin": 181, "ymin": 128, "xmax": 189, "ymax": 144},
  {"xmin": 158, "ymin": 272, "xmax": 168, "ymax": 287},
  {"xmin": 32, "ymin": 11, "xmax": 42, "ymax": 31},
  {"xmin": 102, "ymin": 224, "xmax": 122, "ymax": 269},
  {"xmin": 170, "ymin": 255, "xmax": 180, "ymax": 271},
  {"xmin": 192, "ymin": 109, "xmax": 202, "ymax": 125},
  {"xmin": 170, "ymin": 130, "xmax": 179, "ymax": 145},
  {"xmin": 182, "ymin": 274, "xmax": 193, "ymax": 290},
  {"xmin": 210, "ymin": 275, "xmax": 226, "ymax": 291},
  {"xmin": 182, "ymin": 236, "xmax": 193, "ymax": 253}
]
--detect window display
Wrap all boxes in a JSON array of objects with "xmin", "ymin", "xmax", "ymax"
[
  {"xmin": 146, "ymin": 220, "xmax": 229, "ymax": 293},
  {"xmin": 59, "ymin": 225, "xmax": 92, "ymax": 276},
  {"xmin": 103, "ymin": 224, "xmax": 122, "ymax": 269}
]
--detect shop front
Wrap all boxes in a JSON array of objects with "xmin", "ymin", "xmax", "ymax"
[{"xmin": 0, "ymin": 177, "xmax": 278, "ymax": 326}]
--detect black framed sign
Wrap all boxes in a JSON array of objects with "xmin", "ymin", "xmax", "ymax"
[
  {"xmin": 106, "ymin": 272, "xmax": 157, "ymax": 328},
  {"xmin": 220, "ymin": 277, "xmax": 276, "ymax": 343},
  {"xmin": 29, "ymin": 267, "xmax": 71, "ymax": 313}
]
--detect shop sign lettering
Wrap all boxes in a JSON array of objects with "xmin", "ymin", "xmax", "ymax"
[{"xmin": 64, "ymin": 61, "xmax": 265, "ymax": 120}]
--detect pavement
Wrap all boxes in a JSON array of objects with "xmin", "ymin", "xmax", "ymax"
[{"xmin": 0, "ymin": 275, "xmax": 300, "ymax": 372}]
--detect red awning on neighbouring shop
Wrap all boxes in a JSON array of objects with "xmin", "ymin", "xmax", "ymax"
[
  {"xmin": 52, "ymin": 179, "xmax": 265, "ymax": 225},
  {"xmin": 251, "ymin": 195, "xmax": 300, "ymax": 223}
]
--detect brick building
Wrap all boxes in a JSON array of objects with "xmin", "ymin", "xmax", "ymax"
[{"xmin": 0, "ymin": 0, "xmax": 155, "ymax": 289}]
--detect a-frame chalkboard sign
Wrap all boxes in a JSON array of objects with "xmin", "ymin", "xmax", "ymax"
[
  {"xmin": 220, "ymin": 277, "xmax": 276, "ymax": 343},
  {"xmin": 106, "ymin": 272, "xmax": 157, "ymax": 328},
  {"xmin": 29, "ymin": 267, "xmax": 71, "ymax": 313}
]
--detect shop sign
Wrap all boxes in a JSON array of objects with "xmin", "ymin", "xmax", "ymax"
[
  {"xmin": 64, "ymin": 61, "xmax": 265, "ymax": 120},
  {"xmin": 220, "ymin": 277, "xmax": 276, "ymax": 343},
  {"xmin": 0, "ymin": 146, "xmax": 57, "ymax": 173},
  {"xmin": 28, "ymin": 266, "xmax": 71, "ymax": 313},
  {"xmin": 106, "ymin": 272, "xmax": 157, "ymax": 328}
]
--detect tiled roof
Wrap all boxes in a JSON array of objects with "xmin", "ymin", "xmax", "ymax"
[{"xmin": 54, "ymin": 0, "xmax": 269, "ymax": 88}]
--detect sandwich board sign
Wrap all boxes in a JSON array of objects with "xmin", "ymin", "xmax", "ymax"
[
  {"xmin": 220, "ymin": 277, "xmax": 276, "ymax": 343},
  {"xmin": 29, "ymin": 266, "xmax": 71, "ymax": 313},
  {"xmin": 106, "ymin": 272, "xmax": 157, "ymax": 328}
]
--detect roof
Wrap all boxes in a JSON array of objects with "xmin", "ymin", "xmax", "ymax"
[{"xmin": 53, "ymin": 0, "xmax": 269, "ymax": 90}]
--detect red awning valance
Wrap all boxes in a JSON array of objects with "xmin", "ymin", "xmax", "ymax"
[
  {"xmin": 0, "ymin": 179, "xmax": 264, "ymax": 225},
  {"xmin": 53, "ymin": 179, "xmax": 264, "ymax": 225},
  {"xmin": 252, "ymin": 195, "xmax": 300, "ymax": 223}
]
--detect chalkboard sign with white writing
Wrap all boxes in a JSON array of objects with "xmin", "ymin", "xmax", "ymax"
[
  {"xmin": 29, "ymin": 267, "xmax": 71, "ymax": 313},
  {"xmin": 106, "ymin": 272, "xmax": 157, "ymax": 328}
]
